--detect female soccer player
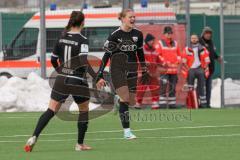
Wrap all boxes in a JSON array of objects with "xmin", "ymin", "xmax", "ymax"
[
  {"xmin": 96, "ymin": 9, "xmax": 146, "ymax": 139},
  {"xmin": 25, "ymin": 11, "xmax": 96, "ymax": 152}
]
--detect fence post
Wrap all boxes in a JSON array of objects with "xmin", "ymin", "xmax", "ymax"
[
  {"xmin": 81, "ymin": 0, "xmax": 87, "ymax": 11},
  {"xmin": 122, "ymin": 0, "xmax": 133, "ymax": 9},
  {"xmin": 220, "ymin": 0, "xmax": 225, "ymax": 107},
  {"xmin": 40, "ymin": 0, "xmax": 46, "ymax": 79},
  {"xmin": 185, "ymin": 0, "xmax": 191, "ymax": 46},
  {"xmin": 203, "ymin": 13, "xmax": 206, "ymax": 27},
  {"xmin": 0, "ymin": 13, "xmax": 2, "ymax": 52}
]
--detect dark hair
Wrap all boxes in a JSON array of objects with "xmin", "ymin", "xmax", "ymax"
[
  {"xmin": 163, "ymin": 26, "xmax": 173, "ymax": 34},
  {"xmin": 118, "ymin": 9, "xmax": 134, "ymax": 20},
  {"xmin": 63, "ymin": 11, "xmax": 85, "ymax": 35},
  {"xmin": 145, "ymin": 33, "xmax": 155, "ymax": 43}
]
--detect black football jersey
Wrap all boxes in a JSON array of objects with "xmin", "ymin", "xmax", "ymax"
[
  {"xmin": 103, "ymin": 27, "xmax": 144, "ymax": 62},
  {"xmin": 52, "ymin": 32, "xmax": 89, "ymax": 77}
]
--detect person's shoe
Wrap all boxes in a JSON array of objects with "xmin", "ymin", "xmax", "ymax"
[
  {"xmin": 75, "ymin": 144, "xmax": 92, "ymax": 151},
  {"xmin": 134, "ymin": 103, "xmax": 142, "ymax": 109},
  {"xmin": 124, "ymin": 131, "xmax": 137, "ymax": 140},
  {"xmin": 151, "ymin": 101, "xmax": 159, "ymax": 110},
  {"xmin": 169, "ymin": 105, "xmax": 177, "ymax": 109},
  {"xmin": 199, "ymin": 105, "xmax": 208, "ymax": 109},
  {"xmin": 24, "ymin": 136, "xmax": 37, "ymax": 152},
  {"xmin": 151, "ymin": 106, "xmax": 160, "ymax": 110}
]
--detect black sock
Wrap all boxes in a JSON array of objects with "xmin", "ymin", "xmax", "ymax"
[
  {"xmin": 33, "ymin": 108, "xmax": 55, "ymax": 137},
  {"xmin": 119, "ymin": 102, "xmax": 130, "ymax": 129},
  {"xmin": 77, "ymin": 111, "xmax": 89, "ymax": 144}
]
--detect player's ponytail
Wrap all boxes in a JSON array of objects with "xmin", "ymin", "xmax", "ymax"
[
  {"xmin": 62, "ymin": 11, "xmax": 85, "ymax": 36},
  {"xmin": 118, "ymin": 9, "xmax": 133, "ymax": 21}
]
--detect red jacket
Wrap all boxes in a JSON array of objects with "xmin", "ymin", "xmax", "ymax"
[
  {"xmin": 155, "ymin": 38, "xmax": 182, "ymax": 74},
  {"xmin": 143, "ymin": 44, "xmax": 160, "ymax": 74},
  {"xmin": 181, "ymin": 45, "xmax": 210, "ymax": 78}
]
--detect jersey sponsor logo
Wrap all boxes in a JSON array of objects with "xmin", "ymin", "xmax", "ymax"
[
  {"xmin": 104, "ymin": 40, "xmax": 138, "ymax": 52},
  {"xmin": 119, "ymin": 44, "xmax": 138, "ymax": 52},
  {"xmin": 132, "ymin": 37, "xmax": 138, "ymax": 42},
  {"xmin": 81, "ymin": 44, "xmax": 89, "ymax": 53},
  {"xmin": 119, "ymin": 40, "xmax": 138, "ymax": 52}
]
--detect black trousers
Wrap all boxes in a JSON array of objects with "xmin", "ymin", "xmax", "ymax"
[
  {"xmin": 159, "ymin": 74, "xmax": 178, "ymax": 108},
  {"xmin": 187, "ymin": 67, "xmax": 207, "ymax": 107},
  {"xmin": 205, "ymin": 74, "xmax": 212, "ymax": 107}
]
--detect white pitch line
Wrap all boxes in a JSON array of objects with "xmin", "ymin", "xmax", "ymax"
[
  {"xmin": 0, "ymin": 117, "xmax": 38, "ymax": 119},
  {"xmin": 1, "ymin": 133, "xmax": 240, "ymax": 143},
  {"xmin": 86, "ymin": 133, "xmax": 240, "ymax": 141},
  {"xmin": 1, "ymin": 124, "xmax": 240, "ymax": 138}
]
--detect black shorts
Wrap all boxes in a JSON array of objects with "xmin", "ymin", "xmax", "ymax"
[
  {"xmin": 51, "ymin": 75, "xmax": 90, "ymax": 104},
  {"xmin": 110, "ymin": 53, "xmax": 138, "ymax": 93}
]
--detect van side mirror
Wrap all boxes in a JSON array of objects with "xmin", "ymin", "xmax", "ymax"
[
  {"xmin": 2, "ymin": 45, "xmax": 13, "ymax": 60},
  {"xmin": 2, "ymin": 44, "xmax": 7, "ymax": 56}
]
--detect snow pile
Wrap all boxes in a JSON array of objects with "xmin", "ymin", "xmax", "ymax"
[
  {"xmin": 0, "ymin": 73, "xmax": 51, "ymax": 112},
  {"xmin": 0, "ymin": 73, "xmax": 99, "ymax": 112},
  {"xmin": 211, "ymin": 78, "xmax": 240, "ymax": 108},
  {"xmin": 0, "ymin": 73, "xmax": 240, "ymax": 112},
  {"xmin": 211, "ymin": 79, "xmax": 221, "ymax": 108}
]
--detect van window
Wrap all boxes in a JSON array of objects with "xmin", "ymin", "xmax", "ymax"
[
  {"xmin": 46, "ymin": 27, "xmax": 118, "ymax": 53},
  {"xmin": 46, "ymin": 28, "xmax": 63, "ymax": 53},
  {"xmin": 83, "ymin": 27, "xmax": 118, "ymax": 52},
  {"xmin": 6, "ymin": 28, "xmax": 38, "ymax": 60}
]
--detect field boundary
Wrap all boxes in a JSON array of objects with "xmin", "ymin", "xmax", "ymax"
[
  {"xmin": 1, "ymin": 133, "xmax": 240, "ymax": 143},
  {"xmin": 0, "ymin": 124, "xmax": 240, "ymax": 138}
]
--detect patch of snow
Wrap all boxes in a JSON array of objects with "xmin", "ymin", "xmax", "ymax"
[
  {"xmin": 0, "ymin": 73, "xmax": 100, "ymax": 112},
  {"xmin": 0, "ymin": 73, "xmax": 240, "ymax": 112}
]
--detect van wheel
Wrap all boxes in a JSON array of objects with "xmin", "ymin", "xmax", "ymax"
[{"xmin": 0, "ymin": 72, "xmax": 12, "ymax": 78}]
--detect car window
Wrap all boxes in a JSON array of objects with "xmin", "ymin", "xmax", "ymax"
[{"xmin": 7, "ymin": 28, "xmax": 38, "ymax": 60}]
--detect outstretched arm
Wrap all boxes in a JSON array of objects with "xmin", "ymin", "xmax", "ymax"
[
  {"xmin": 51, "ymin": 42, "xmax": 60, "ymax": 72},
  {"xmin": 137, "ymin": 32, "xmax": 146, "ymax": 70},
  {"xmin": 137, "ymin": 48, "xmax": 147, "ymax": 70},
  {"xmin": 78, "ymin": 54, "xmax": 98, "ymax": 80},
  {"xmin": 96, "ymin": 52, "xmax": 111, "ymax": 82}
]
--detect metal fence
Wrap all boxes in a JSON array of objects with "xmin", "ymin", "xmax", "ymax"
[
  {"xmin": 0, "ymin": 0, "xmax": 240, "ymax": 108},
  {"xmin": 222, "ymin": 12, "xmax": 240, "ymax": 106}
]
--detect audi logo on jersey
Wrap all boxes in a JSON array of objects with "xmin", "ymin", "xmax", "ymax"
[
  {"xmin": 119, "ymin": 40, "xmax": 138, "ymax": 52},
  {"xmin": 104, "ymin": 40, "xmax": 138, "ymax": 53},
  {"xmin": 119, "ymin": 44, "xmax": 137, "ymax": 52}
]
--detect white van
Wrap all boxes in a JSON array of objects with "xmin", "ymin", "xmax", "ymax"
[{"xmin": 0, "ymin": 4, "xmax": 178, "ymax": 78}]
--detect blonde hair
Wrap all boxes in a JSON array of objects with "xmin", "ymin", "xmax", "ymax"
[{"xmin": 118, "ymin": 9, "xmax": 134, "ymax": 20}]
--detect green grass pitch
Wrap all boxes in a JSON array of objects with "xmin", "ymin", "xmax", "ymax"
[{"xmin": 0, "ymin": 109, "xmax": 240, "ymax": 160}]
